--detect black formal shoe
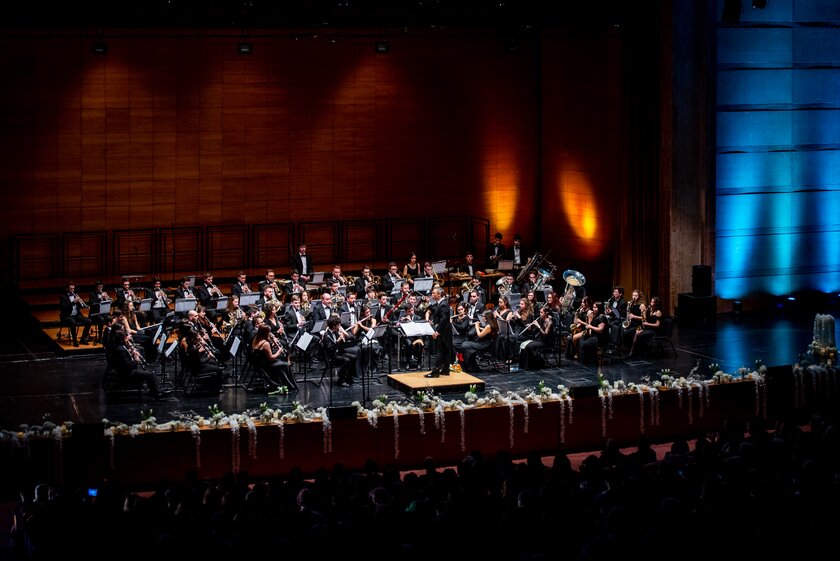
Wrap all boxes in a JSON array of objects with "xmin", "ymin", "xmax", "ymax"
[
  {"xmin": 439, "ymin": 370, "xmax": 450, "ymax": 376},
  {"xmin": 80, "ymin": 339, "xmax": 90, "ymax": 345},
  {"xmin": 424, "ymin": 372, "xmax": 440, "ymax": 378},
  {"xmin": 72, "ymin": 341, "xmax": 79, "ymax": 347}
]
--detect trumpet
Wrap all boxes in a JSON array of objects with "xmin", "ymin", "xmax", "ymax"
[
  {"xmin": 74, "ymin": 295, "xmax": 89, "ymax": 309},
  {"xmin": 155, "ymin": 288, "xmax": 172, "ymax": 305}
]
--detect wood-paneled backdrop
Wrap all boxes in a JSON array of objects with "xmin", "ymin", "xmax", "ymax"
[{"xmin": 0, "ymin": 29, "xmax": 625, "ymax": 291}]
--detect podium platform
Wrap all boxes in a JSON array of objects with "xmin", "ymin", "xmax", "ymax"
[{"xmin": 387, "ymin": 371, "xmax": 485, "ymax": 395}]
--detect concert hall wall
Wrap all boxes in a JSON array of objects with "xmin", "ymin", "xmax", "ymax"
[{"xmin": 0, "ymin": 28, "xmax": 624, "ymax": 286}]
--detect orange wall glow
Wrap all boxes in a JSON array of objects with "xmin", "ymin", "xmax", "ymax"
[{"xmin": 557, "ymin": 167, "xmax": 605, "ymax": 259}]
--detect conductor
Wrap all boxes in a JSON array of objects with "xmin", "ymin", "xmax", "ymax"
[{"xmin": 425, "ymin": 286, "xmax": 454, "ymax": 378}]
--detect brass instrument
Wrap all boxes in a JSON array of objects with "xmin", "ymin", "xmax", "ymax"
[
  {"xmin": 155, "ymin": 288, "xmax": 172, "ymax": 306},
  {"xmin": 460, "ymin": 281, "xmax": 472, "ymax": 295},
  {"xmin": 637, "ymin": 307, "xmax": 648, "ymax": 332},
  {"xmin": 344, "ymin": 275, "xmax": 356, "ymax": 287},
  {"xmin": 74, "ymin": 294, "xmax": 89, "ymax": 309}
]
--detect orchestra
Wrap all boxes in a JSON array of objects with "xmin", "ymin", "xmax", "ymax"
[{"xmin": 61, "ymin": 235, "xmax": 668, "ymax": 398}]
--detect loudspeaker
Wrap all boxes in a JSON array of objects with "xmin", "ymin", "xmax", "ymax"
[
  {"xmin": 327, "ymin": 405, "xmax": 358, "ymax": 421},
  {"xmin": 692, "ymin": 265, "xmax": 712, "ymax": 297},
  {"xmin": 570, "ymin": 385, "xmax": 599, "ymax": 399}
]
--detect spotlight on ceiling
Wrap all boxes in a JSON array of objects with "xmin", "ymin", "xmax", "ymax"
[
  {"xmin": 91, "ymin": 41, "xmax": 108, "ymax": 55},
  {"xmin": 374, "ymin": 40, "xmax": 390, "ymax": 54},
  {"xmin": 238, "ymin": 42, "xmax": 253, "ymax": 54}
]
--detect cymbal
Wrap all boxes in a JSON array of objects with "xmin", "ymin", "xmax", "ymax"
[{"xmin": 563, "ymin": 269, "xmax": 586, "ymax": 286}]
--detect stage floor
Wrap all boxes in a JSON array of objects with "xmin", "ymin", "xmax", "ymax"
[{"xmin": 0, "ymin": 308, "xmax": 829, "ymax": 428}]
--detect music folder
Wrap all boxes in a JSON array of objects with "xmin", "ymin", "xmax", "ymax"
[
  {"xmin": 310, "ymin": 272, "xmax": 325, "ymax": 284},
  {"xmin": 412, "ymin": 277, "xmax": 434, "ymax": 293},
  {"xmin": 175, "ymin": 298, "xmax": 197, "ymax": 313},
  {"xmin": 138, "ymin": 298, "xmax": 152, "ymax": 312},
  {"xmin": 214, "ymin": 296, "xmax": 228, "ymax": 310},
  {"xmin": 229, "ymin": 336, "xmax": 241, "ymax": 358},
  {"xmin": 399, "ymin": 321, "xmax": 434, "ymax": 337},
  {"xmin": 296, "ymin": 331, "xmax": 314, "ymax": 351}
]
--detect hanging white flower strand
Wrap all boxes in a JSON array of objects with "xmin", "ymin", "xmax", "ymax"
[
  {"xmin": 53, "ymin": 426, "xmax": 63, "ymax": 484},
  {"xmin": 245, "ymin": 418, "xmax": 257, "ymax": 460},
  {"xmin": 599, "ymin": 393, "xmax": 608, "ymax": 438},
  {"xmin": 416, "ymin": 406, "xmax": 426, "ymax": 436},
  {"xmin": 697, "ymin": 383, "xmax": 706, "ymax": 419},
  {"xmin": 229, "ymin": 418, "xmax": 241, "ymax": 474},
  {"xmin": 508, "ymin": 402, "xmax": 516, "ymax": 448},
  {"xmin": 676, "ymin": 386, "xmax": 684, "ymax": 410},
  {"xmin": 393, "ymin": 407, "xmax": 400, "ymax": 459},
  {"xmin": 567, "ymin": 395, "xmax": 574, "ymax": 425},
  {"xmin": 638, "ymin": 388, "xmax": 645, "ymax": 434},
  {"xmin": 190, "ymin": 423, "xmax": 201, "ymax": 468},
  {"xmin": 458, "ymin": 404, "xmax": 466, "ymax": 452},
  {"xmin": 686, "ymin": 385, "xmax": 694, "ymax": 425},
  {"xmin": 105, "ymin": 427, "xmax": 115, "ymax": 469},
  {"xmin": 278, "ymin": 421, "xmax": 285, "ymax": 460},
  {"xmin": 435, "ymin": 403, "xmax": 446, "ymax": 443},
  {"xmin": 318, "ymin": 408, "xmax": 332, "ymax": 454},
  {"xmin": 558, "ymin": 398, "xmax": 566, "ymax": 444}
]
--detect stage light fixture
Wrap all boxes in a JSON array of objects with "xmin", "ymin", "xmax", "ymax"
[
  {"xmin": 91, "ymin": 41, "xmax": 108, "ymax": 55},
  {"xmin": 374, "ymin": 40, "xmax": 390, "ymax": 53},
  {"xmin": 238, "ymin": 42, "xmax": 253, "ymax": 54}
]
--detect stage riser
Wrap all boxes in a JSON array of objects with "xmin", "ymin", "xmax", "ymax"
[{"xmin": 1, "ymin": 380, "xmax": 781, "ymax": 490}]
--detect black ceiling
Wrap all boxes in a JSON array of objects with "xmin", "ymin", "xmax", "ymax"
[{"xmin": 4, "ymin": 0, "xmax": 633, "ymax": 30}]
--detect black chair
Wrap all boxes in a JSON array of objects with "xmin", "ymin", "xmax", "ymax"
[{"xmin": 649, "ymin": 316, "xmax": 677, "ymax": 357}]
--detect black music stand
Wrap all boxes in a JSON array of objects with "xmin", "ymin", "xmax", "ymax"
[
  {"xmin": 154, "ymin": 313, "xmax": 180, "ymax": 391},
  {"xmin": 294, "ymin": 329, "xmax": 320, "ymax": 387},
  {"xmin": 222, "ymin": 336, "xmax": 247, "ymax": 390},
  {"xmin": 363, "ymin": 324, "xmax": 390, "ymax": 398}
]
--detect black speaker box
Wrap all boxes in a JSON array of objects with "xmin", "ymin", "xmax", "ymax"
[
  {"xmin": 692, "ymin": 265, "xmax": 712, "ymax": 297},
  {"xmin": 327, "ymin": 405, "xmax": 358, "ymax": 421},
  {"xmin": 570, "ymin": 385, "xmax": 599, "ymax": 399}
]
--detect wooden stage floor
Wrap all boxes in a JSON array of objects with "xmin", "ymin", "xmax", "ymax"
[{"xmin": 0, "ymin": 308, "xmax": 831, "ymax": 429}]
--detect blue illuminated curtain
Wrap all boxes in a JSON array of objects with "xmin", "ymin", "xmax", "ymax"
[{"xmin": 715, "ymin": 0, "xmax": 840, "ymax": 298}]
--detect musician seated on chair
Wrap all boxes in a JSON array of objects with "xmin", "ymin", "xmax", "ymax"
[
  {"xmin": 505, "ymin": 233, "xmax": 527, "ymax": 268},
  {"xmin": 629, "ymin": 296, "xmax": 662, "ymax": 358},
  {"xmin": 458, "ymin": 310, "xmax": 498, "ymax": 373},
  {"xmin": 87, "ymin": 279, "xmax": 112, "ymax": 337},
  {"xmin": 578, "ymin": 301, "xmax": 610, "ymax": 365},
  {"xmin": 398, "ymin": 302, "xmax": 425, "ymax": 370},
  {"xmin": 487, "ymin": 232, "xmax": 505, "ymax": 266},
  {"xmin": 179, "ymin": 324, "xmax": 223, "ymax": 391},
  {"xmin": 251, "ymin": 324, "xmax": 298, "ymax": 392},
  {"xmin": 59, "ymin": 282, "xmax": 92, "ymax": 347},
  {"xmin": 116, "ymin": 279, "xmax": 147, "ymax": 326},
  {"xmin": 149, "ymin": 277, "xmax": 172, "ymax": 324},
  {"xmin": 112, "ymin": 328, "xmax": 162, "ymax": 399},
  {"xmin": 520, "ymin": 270, "xmax": 540, "ymax": 295},
  {"xmin": 323, "ymin": 315, "xmax": 362, "ymax": 386}
]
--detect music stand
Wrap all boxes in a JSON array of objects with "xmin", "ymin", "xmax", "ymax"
[
  {"xmin": 310, "ymin": 272, "xmax": 325, "ymax": 284},
  {"xmin": 363, "ymin": 323, "xmax": 390, "ymax": 402},
  {"xmin": 139, "ymin": 298, "xmax": 152, "ymax": 313},
  {"xmin": 413, "ymin": 277, "xmax": 434, "ymax": 293},
  {"xmin": 295, "ymin": 331, "xmax": 319, "ymax": 387},
  {"xmin": 214, "ymin": 297, "xmax": 228, "ymax": 311},
  {"xmin": 432, "ymin": 260, "xmax": 447, "ymax": 275},
  {"xmin": 175, "ymin": 298, "xmax": 197, "ymax": 314},
  {"xmin": 340, "ymin": 312, "xmax": 353, "ymax": 327},
  {"xmin": 507, "ymin": 292, "xmax": 522, "ymax": 310},
  {"xmin": 497, "ymin": 259, "xmax": 514, "ymax": 272},
  {"xmin": 96, "ymin": 300, "xmax": 111, "ymax": 316},
  {"xmin": 239, "ymin": 293, "xmax": 259, "ymax": 308},
  {"xmin": 310, "ymin": 320, "xmax": 326, "ymax": 334},
  {"xmin": 223, "ymin": 336, "xmax": 248, "ymax": 390},
  {"xmin": 391, "ymin": 280, "xmax": 404, "ymax": 296}
]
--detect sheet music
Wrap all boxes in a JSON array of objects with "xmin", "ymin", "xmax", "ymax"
[
  {"xmin": 296, "ymin": 331, "xmax": 313, "ymax": 351},
  {"xmin": 229, "ymin": 337, "xmax": 241, "ymax": 357},
  {"xmin": 399, "ymin": 321, "xmax": 435, "ymax": 337},
  {"xmin": 175, "ymin": 298, "xmax": 197, "ymax": 313},
  {"xmin": 412, "ymin": 277, "xmax": 434, "ymax": 293},
  {"xmin": 137, "ymin": 321, "xmax": 163, "ymax": 333},
  {"xmin": 165, "ymin": 339, "xmax": 179, "ymax": 357},
  {"xmin": 239, "ymin": 293, "xmax": 259, "ymax": 308},
  {"xmin": 432, "ymin": 260, "xmax": 447, "ymax": 274},
  {"xmin": 138, "ymin": 298, "xmax": 152, "ymax": 312}
]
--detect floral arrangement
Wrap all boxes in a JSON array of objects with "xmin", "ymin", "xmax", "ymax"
[{"xmin": 0, "ymin": 364, "xmax": 774, "ymax": 465}]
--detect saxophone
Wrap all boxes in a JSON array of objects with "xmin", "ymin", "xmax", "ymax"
[{"xmin": 636, "ymin": 307, "xmax": 648, "ymax": 332}]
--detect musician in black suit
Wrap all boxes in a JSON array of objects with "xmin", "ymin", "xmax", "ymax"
[
  {"xmin": 382, "ymin": 262, "xmax": 404, "ymax": 297},
  {"xmin": 283, "ymin": 270, "xmax": 307, "ymax": 299},
  {"xmin": 59, "ymin": 282, "xmax": 92, "ymax": 346},
  {"xmin": 459, "ymin": 252, "xmax": 478, "ymax": 277},
  {"xmin": 505, "ymin": 233, "xmax": 528, "ymax": 268},
  {"xmin": 174, "ymin": 276, "xmax": 197, "ymax": 316},
  {"xmin": 311, "ymin": 292, "xmax": 334, "ymax": 325},
  {"xmin": 355, "ymin": 265, "xmax": 377, "ymax": 298},
  {"xmin": 111, "ymin": 329, "xmax": 162, "ymax": 399},
  {"xmin": 487, "ymin": 232, "xmax": 505, "ymax": 266},
  {"xmin": 322, "ymin": 315, "xmax": 361, "ymax": 386},
  {"xmin": 194, "ymin": 273, "xmax": 223, "ymax": 323},
  {"xmin": 88, "ymin": 280, "xmax": 112, "ymax": 338},
  {"xmin": 230, "ymin": 271, "xmax": 253, "ymax": 299},
  {"xmin": 284, "ymin": 294, "xmax": 308, "ymax": 338},
  {"xmin": 148, "ymin": 277, "xmax": 172, "ymax": 325},
  {"xmin": 290, "ymin": 242, "xmax": 313, "ymax": 282},
  {"xmin": 115, "ymin": 279, "xmax": 146, "ymax": 326},
  {"xmin": 426, "ymin": 287, "xmax": 454, "ymax": 377}
]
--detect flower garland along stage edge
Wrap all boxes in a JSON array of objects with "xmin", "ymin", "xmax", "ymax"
[{"xmin": 0, "ymin": 369, "xmax": 772, "ymax": 464}]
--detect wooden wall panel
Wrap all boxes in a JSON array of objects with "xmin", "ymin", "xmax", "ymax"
[
  {"xmin": 299, "ymin": 222, "xmax": 339, "ymax": 270},
  {"xmin": 341, "ymin": 220, "xmax": 380, "ymax": 264},
  {"xmin": 428, "ymin": 218, "xmax": 467, "ymax": 260},
  {"xmin": 252, "ymin": 223, "xmax": 293, "ymax": 271},
  {"xmin": 159, "ymin": 227, "xmax": 202, "ymax": 277},
  {"xmin": 13, "ymin": 234, "xmax": 61, "ymax": 282},
  {"xmin": 470, "ymin": 218, "xmax": 490, "ymax": 260},
  {"xmin": 387, "ymin": 220, "xmax": 425, "ymax": 265},
  {"xmin": 206, "ymin": 225, "xmax": 248, "ymax": 272},
  {"xmin": 113, "ymin": 230, "xmax": 156, "ymax": 276},
  {"xmin": 63, "ymin": 232, "xmax": 107, "ymax": 280}
]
